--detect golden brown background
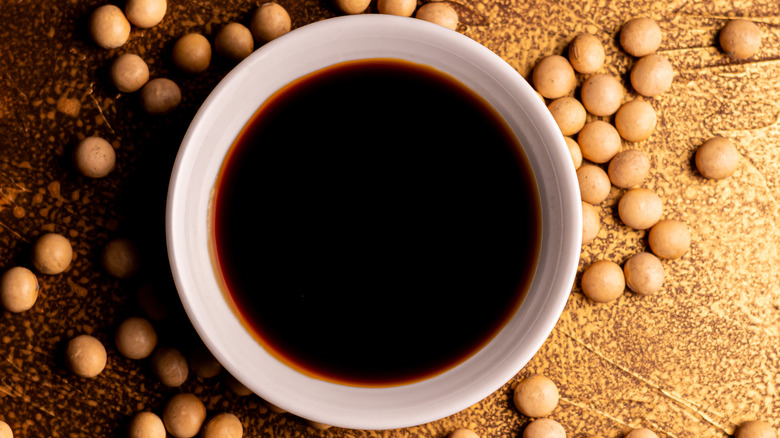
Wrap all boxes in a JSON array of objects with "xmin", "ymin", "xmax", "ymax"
[{"xmin": 0, "ymin": 0, "xmax": 778, "ymax": 437}]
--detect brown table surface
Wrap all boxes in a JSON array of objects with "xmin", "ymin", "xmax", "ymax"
[{"xmin": 1, "ymin": 0, "xmax": 779, "ymax": 437}]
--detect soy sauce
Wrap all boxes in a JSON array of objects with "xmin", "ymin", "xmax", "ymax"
[{"xmin": 212, "ymin": 58, "xmax": 541, "ymax": 387}]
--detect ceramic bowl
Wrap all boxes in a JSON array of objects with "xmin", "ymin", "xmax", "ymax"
[{"xmin": 167, "ymin": 14, "xmax": 580, "ymax": 430}]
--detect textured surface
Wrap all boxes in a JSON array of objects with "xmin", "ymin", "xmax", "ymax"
[{"xmin": 1, "ymin": 0, "xmax": 779, "ymax": 437}]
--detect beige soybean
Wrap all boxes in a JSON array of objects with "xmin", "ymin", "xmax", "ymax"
[
  {"xmin": 548, "ymin": 97, "xmax": 586, "ymax": 136},
  {"xmin": 448, "ymin": 429, "xmax": 480, "ymax": 438},
  {"xmin": 215, "ymin": 23, "xmax": 254, "ymax": 61},
  {"xmin": 565, "ymin": 136, "xmax": 583, "ymax": 170},
  {"xmin": 580, "ymin": 73, "xmax": 623, "ymax": 117},
  {"xmin": 620, "ymin": 17, "xmax": 662, "ymax": 57},
  {"xmin": 224, "ymin": 373, "xmax": 253, "ymax": 396},
  {"xmin": 125, "ymin": 0, "xmax": 167, "ymax": 28},
  {"xmin": 523, "ymin": 418, "xmax": 566, "ymax": 438},
  {"xmin": 630, "ymin": 54, "xmax": 674, "ymax": 97},
  {"xmin": 532, "ymin": 55, "xmax": 576, "ymax": 99},
  {"xmin": 608, "ymin": 149, "xmax": 650, "ymax": 188},
  {"xmin": 648, "ymin": 219, "xmax": 690, "ymax": 259},
  {"xmin": 334, "ymin": 0, "xmax": 371, "ymax": 14},
  {"xmin": 568, "ymin": 32, "xmax": 605, "ymax": 74},
  {"xmin": 110, "ymin": 53, "xmax": 149, "ymax": 93},
  {"xmin": 66, "ymin": 334, "xmax": 107, "ymax": 378},
  {"xmin": 735, "ymin": 420, "xmax": 777, "ymax": 438},
  {"xmin": 581, "ymin": 260, "xmax": 625, "ymax": 303},
  {"xmin": 626, "ymin": 428, "xmax": 659, "ymax": 438},
  {"xmin": 202, "ymin": 413, "xmax": 243, "ymax": 438},
  {"xmin": 128, "ymin": 412, "xmax": 166, "ymax": 438},
  {"xmin": 172, "ymin": 33, "xmax": 211, "ymax": 74},
  {"xmin": 31, "ymin": 233, "xmax": 73, "ymax": 275},
  {"xmin": 618, "ymin": 188, "xmax": 662, "ymax": 230},
  {"xmin": 115, "ymin": 316, "xmax": 157, "ymax": 359},
  {"xmin": 695, "ymin": 136, "xmax": 740, "ymax": 179},
  {"xmin": 624, "ymin": 252, "xmax": 664, "ymax": 296},
  {"xmin": 0, "ymin": 421, "xmax": 10, "ymax": 438},
  {"xmin": 513, "ymin": 374, "xmax": 559, "ymax": 418},
  {"xmin": 615, "ymin": 99, "xmax": 656, "ymax": 142},
  {"xmin": 582, "ymin": 201, "xmax": 600, "ymax": 245},
  {"xmin": 1, "ymin": 266, "xmax": 39, "ymax": 313},
  {"xmin": 307, "ymin": 421, "xmax": 332, "ymax": 430},
  {"xmin": 189, "ymin": 343, "xmax": 223, "ymax": 378},
  {"xmin": 578, "ymin": 120, "xmax": 621, "ymax": 164},
  {"xmin": 151, "ymin": 347, "xmax": 189, "ymax": 387},
  {"xmin": 378, "ymin": 0, "xmax": 417, "ymax": 17},
  {"xmin": 73, "ymin": 136, "xmax": 116, "ymax": 178},
  {"xmin": 577, "ymin": 164, "xmax": 611, "ymax": 205},
  {"xmin": 163, "ymin": 393, "xmax": 207, "ymax": 438},
  {"xmin": 140, "ymin": 78, "xmax": 181, "ymax": 115},
  {"xmin": 88, "ymin": 4, "xmax": 131, "ymax": 49},
  {"xmin": 415, "ymin": 2, "xmax": 459, "ymax": 31},
  {"xmin": 265, "ymin": 400, "xmax": 287, "ymax": 413},
  {"xmin": 720, "ymin": 19, "xmax": 762, "ymax": 59},
  {"xmin": 102, "ymin": 237, "xmax": 140, "ymax": 279},
  {"xmin": 251, "ymin": 2, "xmax": 291, "ymax": 43}
]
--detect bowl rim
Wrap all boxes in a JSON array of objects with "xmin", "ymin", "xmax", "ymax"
[{"xmin": 166, "ymin": 14, "xmax": 581, "ymax": 430}]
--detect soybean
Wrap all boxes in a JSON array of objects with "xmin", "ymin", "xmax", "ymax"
[
  {"xmin": 163, "ymin": 393, "xmax": 206, "ymax": 438},
  {"xmin": 128, "ymin": 412, "xmax": 166, "ymax": 438},
  {"xmin": 66, "ymin": 334, "xmax": 107, "ymax": 378},
  {"xmin": 251, "ymin": 2, "xmax": 291, "ymax": 43},
  {"xmin": 615, "ymin": 99, "xmax": 656, "ymax": 142},
  {"xmin": 215, "ymin": 23, "xmax": 254, "ymax": 61},
  {"xmin": 140, "ymin": 78, "xmax": 181, "ymax": 115},
  {"xmin": 172, "ymin": 33, "xmax": 211, "ymax": 74},
  {"xmin": 620, "ymin": 17, "xmax": 662, "ymax": 57},
  {"xmin": 0, "ymin": 266, "xmax": 39, "ymax": 313},
  {"xmin": 202, "ymin": 413, "xmax": 243, "ymax": 438},
  {"xmin": 624, "ymin": 252, "xmax": 664, "ymax": 296},
  {"xmin": 378, "ymin": 0, "xmax": 417, "ymax": 17},
  {"xmin": 565, "ymin": 137, "xmax": 583, "ymax": 170},
  {"xmin": 31, "ymin": 233, "xmax": 73, "ymax": 275},
  {"xmin": 630, "ymin": 54, "xmax": 674, "ymax": 97},
  {"xmin": 734, "ymin": 420, "xmax": 777, "ymax": 438},
  {"xmin": 648, "ymin": 220, "xmax": 691, "ymax": 259},
  {"xmin": 115, "ymin": 316, "xmax": 158, "ymax": 360},
  {"xmin": 581, "ymin": 201, "xmax": 600, "ymax": 245},
  {"xmin": 625, "ymin": 428, "xmax": 659, "ymax": 438},
  {"xmin": 578, "ymin": 120, "xmax": 621, "ymax": 164},
  {"xmin": 581, "ymin": 260, "xmax": 625, "ymax": 303},
  {"xmin": 568, "ymin": 32, "xmax": 605, "ymax": 74},
  {"xmin": 88, "ymin": 5, "xmax": 131, "ymax": 49},
  {"xmin": 577, "ymin": 164, "xmax": 611, "ymax": 205},
  {"xmin": 523, "ymin": 419, "xmax": 566, "ymax": 438},
  {"xmin": 513, "ymin": 374, "xmax": 559, "ymax": 417},
  {"xmin": 415, "ymin": 2, "xmax": 459, "ymax": 31},
  {"xmin": 720, "ymin": 19, "xmax": 762, "ymax": 59},
  {"xmin": 695, "ymin": 136, "xmax": 740, "ymax": 180},
  {"xmin": 580, "ymin": 73, "xmax": 623, "ymax": 117},
  {"xmin": 73, "ymin": 136, "xmax": 116, "ymax": 178},
  {"xmin": 618, "ymin": 188, "xmax": 663, "ymax": 230},
  {"xmin": 608, "ymin": 149, "xmax": 650, "ymax": 188},
  {"xmin": 532, "ymin": 55, "xmax": 576, "ymax": 99},
  {"xmin": 125, "ymin": 0, "xmax": 167, "ymax": 28},
  {"xmin": 548, "ymin": 97, "xmax": 586, "ymax": 136},
  {"xmin": 110, "ymin": 53, "xmax": 150, "ymax": 93}
]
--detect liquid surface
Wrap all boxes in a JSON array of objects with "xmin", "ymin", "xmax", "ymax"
[{"xmin": 213, "ymin": 58, "xmax": 541, "ymax": 386}]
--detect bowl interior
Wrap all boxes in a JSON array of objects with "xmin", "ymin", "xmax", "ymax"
[{"xmin": 166, "ymin": 14, "xmax": 581, "ymax": 430}]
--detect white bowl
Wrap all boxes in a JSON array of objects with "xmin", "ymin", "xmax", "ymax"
[{"xmin": 167, "ymin": 14, "xmax": 580, "ymax": 430}]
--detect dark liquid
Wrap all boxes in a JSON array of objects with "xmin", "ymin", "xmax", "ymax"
[{"xmin": 213, "ymin": 58, "xmax": 541, "ymax": 387}]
